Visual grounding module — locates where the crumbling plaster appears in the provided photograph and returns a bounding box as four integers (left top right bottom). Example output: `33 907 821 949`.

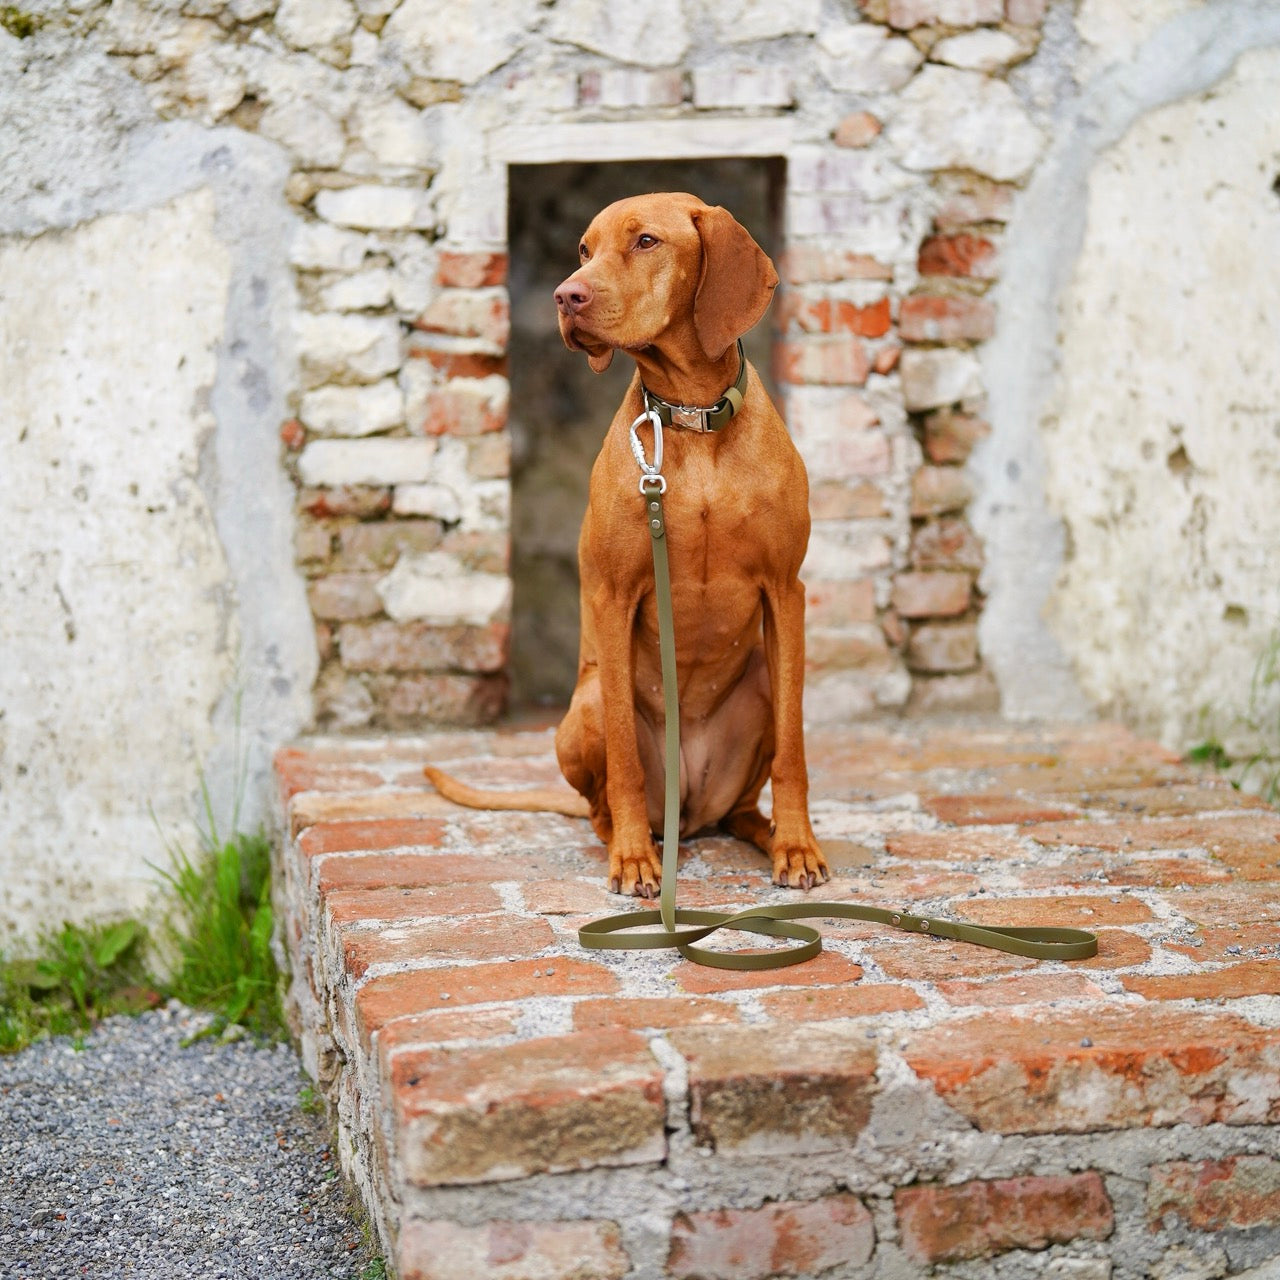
0 35 315 936
975 0 1280 746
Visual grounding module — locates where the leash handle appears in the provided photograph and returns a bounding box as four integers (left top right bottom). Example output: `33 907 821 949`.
577 418 1098 970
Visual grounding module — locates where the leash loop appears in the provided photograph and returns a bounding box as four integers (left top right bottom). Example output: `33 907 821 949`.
577 400 1098 970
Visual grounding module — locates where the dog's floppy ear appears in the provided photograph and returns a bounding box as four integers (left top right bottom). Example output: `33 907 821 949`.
691 205 779 361
587 349 614 374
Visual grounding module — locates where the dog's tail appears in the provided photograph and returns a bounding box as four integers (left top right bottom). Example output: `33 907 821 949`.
423 766 591 818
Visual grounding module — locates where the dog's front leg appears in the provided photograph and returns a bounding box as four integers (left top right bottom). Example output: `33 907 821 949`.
591 586 664 897
762 578 829 889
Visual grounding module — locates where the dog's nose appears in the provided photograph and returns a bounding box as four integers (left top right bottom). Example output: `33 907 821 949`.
554 279 593 315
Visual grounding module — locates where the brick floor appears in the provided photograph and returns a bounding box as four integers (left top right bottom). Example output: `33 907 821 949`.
275 720 1280 1279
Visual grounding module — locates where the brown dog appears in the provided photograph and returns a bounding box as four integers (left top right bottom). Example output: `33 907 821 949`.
428 192 828 897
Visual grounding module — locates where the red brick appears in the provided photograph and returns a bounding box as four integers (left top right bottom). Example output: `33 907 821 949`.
886 829 1028 861
924 410 990 463
918 232 999 279
290 788 455 835
318 850 556 892
414 289 509 347
1024 811 1280 854
805 578 877 628
779 294 891 338
873 342 901 374
435 250 508 288
922 793 1079 825
956 894 1153 928
1148 1156 1280 1232
868 937 1032 981
357 957 620 1044
833 111 882 148
1165 921 1280 961
1100 855 1231 888
907 620 978 672
902 1006 1280 1133
1164 885 1280 927
340 915 554 978
299 818 447 856
672 949 863 995
280 417 306 450
414 379 507 437
910 671 1000 717
409 348 508 379
375 672 507 726
275 748 384 803
934 179 1016 230
780 246 894 284
400 1218 628 1280
1006 0 1047 25
775 336 870 386
1074 929 1153 970
668 1195 874 1279
392 1030 664 1184
325 885 500 923
467 432 510 479
891 570 972 619
912 517 985 571
299 485 392 519
338 621 508 674
306 573 383 621
573 997 739 1031
760 982 924 1022
377 1007 518 1058
936 972 1107 1007
519 879 616 916
1122 960 1280 1002
896 1173 1113 1264
900 294 996 343
911 466 974 517
334 520 443 572
671 1024 878 1153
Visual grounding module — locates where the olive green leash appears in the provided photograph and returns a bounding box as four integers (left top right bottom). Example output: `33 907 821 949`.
577 408 1098 970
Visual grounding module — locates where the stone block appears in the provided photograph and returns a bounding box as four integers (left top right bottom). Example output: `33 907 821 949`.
930 28 1023 71
307 573 383 621
906 669 1001 714
888 66 1044 181
692 66 793 109
300 486 393 520
391 484 462 522
907 619 979 671
788 146 911 199
892 570 972 617
315 185 435 232
334 521 443 572
391 1030 666 1184
671 1023 878 1154
377 551 511 625
382 0 537 83
896 1173 1114 1264
1006 0 1047 25
712 0 821 42
817 23 923 94
295 312 403 386
349 97 436 171
274 0 355 50
317 268 394 312
298 439 437 487
258 99 345 169
300 380 404 437
399 1219 630 1280
668 1196 874 1279
376 671 508 725
901 348 983 411
290 222 373 272
547 0 690 66
901 295 996 344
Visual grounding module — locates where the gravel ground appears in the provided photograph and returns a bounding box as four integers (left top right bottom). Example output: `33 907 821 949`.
0 1004 377 1279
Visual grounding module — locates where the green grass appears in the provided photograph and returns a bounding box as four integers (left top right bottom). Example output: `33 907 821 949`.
153 827 284 1040
1189 628 1280 803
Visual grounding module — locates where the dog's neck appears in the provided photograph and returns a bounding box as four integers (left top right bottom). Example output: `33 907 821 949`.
630 334 742 410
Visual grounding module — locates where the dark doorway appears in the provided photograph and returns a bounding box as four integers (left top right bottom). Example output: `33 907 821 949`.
506 158 785 709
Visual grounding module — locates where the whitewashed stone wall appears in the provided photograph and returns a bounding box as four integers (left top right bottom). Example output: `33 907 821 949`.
3 0 1280 931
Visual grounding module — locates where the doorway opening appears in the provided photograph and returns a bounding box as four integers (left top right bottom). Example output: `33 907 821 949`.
506 157 785 709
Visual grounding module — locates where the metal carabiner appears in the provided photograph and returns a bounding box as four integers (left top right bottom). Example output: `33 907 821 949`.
628 407 664 493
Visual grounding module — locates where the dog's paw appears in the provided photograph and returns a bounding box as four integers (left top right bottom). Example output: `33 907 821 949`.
771 840 830 891
608 838 664 898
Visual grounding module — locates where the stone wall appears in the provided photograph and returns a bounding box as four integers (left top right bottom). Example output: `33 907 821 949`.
4 0 1280 931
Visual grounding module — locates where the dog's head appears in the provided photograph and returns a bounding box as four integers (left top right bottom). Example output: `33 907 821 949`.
554 192 778 374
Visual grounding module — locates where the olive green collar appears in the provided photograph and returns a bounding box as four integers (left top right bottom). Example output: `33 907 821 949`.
641 340 747 433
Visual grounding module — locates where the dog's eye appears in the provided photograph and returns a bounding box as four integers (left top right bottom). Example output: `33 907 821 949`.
579 242 589 260
636 234 659 250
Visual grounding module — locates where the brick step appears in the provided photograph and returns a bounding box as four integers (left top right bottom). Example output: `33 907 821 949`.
274 721 1280 1279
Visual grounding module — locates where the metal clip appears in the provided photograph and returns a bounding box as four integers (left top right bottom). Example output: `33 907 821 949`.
629 408 666 494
